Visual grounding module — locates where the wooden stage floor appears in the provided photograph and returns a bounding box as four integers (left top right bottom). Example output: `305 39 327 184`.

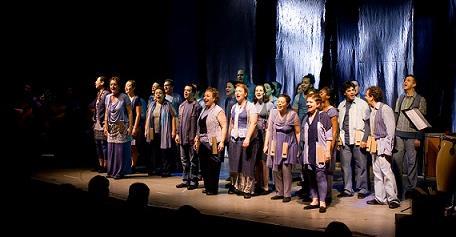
31 161 411 237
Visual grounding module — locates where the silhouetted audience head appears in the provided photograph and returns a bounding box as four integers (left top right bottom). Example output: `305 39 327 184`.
88 175 110 200
325 221 352 237
57 183 80 198
127 182 150 208
55 183 84 211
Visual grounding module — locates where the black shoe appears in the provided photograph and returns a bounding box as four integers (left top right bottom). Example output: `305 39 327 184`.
271 195 284 200
304 204 320 210
244 193 252 199
337 192 353 198
176 183 188 188
187 184 198 190
366 199 384 205
206 191 218 195
388 201 400 209
319 206 327 213
202 189 207 194
228 188 236 194
113 175 123 180
358 193 369 199
282 197 291 203
259 189 272 195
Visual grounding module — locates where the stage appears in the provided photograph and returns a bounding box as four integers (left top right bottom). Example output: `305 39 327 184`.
31 159 411 237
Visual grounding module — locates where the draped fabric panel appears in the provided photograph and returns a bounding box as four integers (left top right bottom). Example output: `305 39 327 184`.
450 0 456 132
275 0 326 97
357 0 414 105
204 0 256 104
334 0 413 105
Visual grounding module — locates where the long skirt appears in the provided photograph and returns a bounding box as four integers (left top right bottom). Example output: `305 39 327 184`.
107 142 131 178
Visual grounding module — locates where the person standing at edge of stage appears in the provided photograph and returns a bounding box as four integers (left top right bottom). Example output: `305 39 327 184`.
104 76 133 179
392 74 427 200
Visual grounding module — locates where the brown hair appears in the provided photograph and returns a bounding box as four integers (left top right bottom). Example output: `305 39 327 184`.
205 87 219 104
235 83 249 97
307 93 322 104
367 86 383 102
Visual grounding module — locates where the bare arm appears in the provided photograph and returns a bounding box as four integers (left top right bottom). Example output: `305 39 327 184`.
330 116 339 155
126 105 133 135
171 113 177 139
294 114 301 144
104 107 109 136
263 110 274 154
132 104 141 136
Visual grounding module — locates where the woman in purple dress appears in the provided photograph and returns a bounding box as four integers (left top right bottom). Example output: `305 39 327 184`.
228 83 258 199
253 84 274 195
300 93 333 213
263 94 300 203
319 87 339 204
125 80 143 172
103 76 133 179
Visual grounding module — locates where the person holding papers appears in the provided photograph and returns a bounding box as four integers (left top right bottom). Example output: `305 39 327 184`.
393 75 427 200
337 81 371 199
264 94 300 203
364 86 400 209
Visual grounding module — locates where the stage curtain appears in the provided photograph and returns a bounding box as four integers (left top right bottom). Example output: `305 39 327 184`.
204 0 256 104
275 0 326 97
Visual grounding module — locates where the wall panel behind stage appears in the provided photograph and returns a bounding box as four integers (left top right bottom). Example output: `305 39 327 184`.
275 0 326 97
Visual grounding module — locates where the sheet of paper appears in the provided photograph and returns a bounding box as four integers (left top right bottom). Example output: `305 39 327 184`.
404 108 431 130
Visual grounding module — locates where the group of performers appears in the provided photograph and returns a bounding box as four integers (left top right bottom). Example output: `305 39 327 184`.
93 72 427 213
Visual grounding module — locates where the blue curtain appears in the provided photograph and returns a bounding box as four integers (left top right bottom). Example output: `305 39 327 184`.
204 0 256 104
331 0 413 105
275 0 326 96
357 0 414 105
450 0 456 132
